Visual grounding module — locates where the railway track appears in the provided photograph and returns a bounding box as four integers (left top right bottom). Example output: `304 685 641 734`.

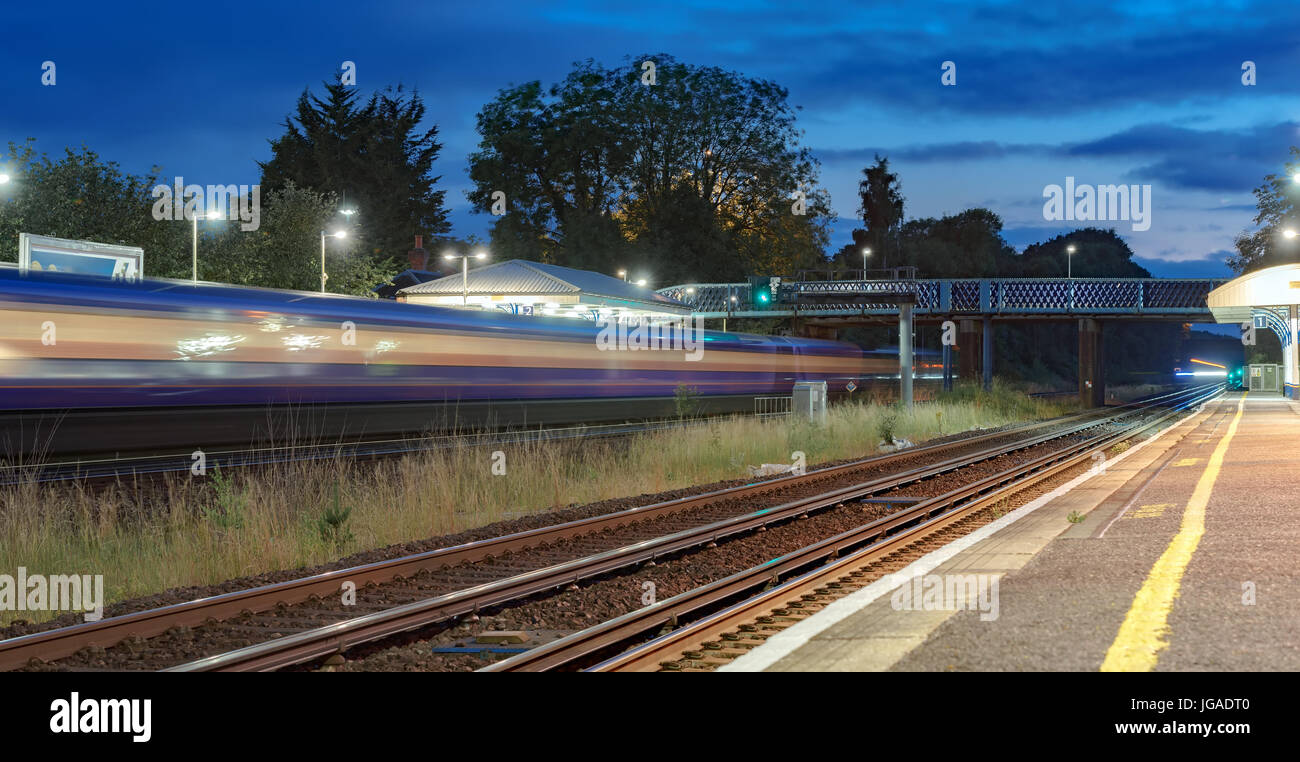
0 386 1212 672
482 383 1223 672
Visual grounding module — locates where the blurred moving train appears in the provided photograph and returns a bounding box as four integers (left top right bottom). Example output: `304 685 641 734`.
0 268 912 456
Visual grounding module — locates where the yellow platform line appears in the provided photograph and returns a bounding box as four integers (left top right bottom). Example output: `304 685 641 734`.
1100 393 1246 672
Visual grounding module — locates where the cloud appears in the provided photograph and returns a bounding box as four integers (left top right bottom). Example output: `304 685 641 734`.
816 121 1299 193
818 141 1053 164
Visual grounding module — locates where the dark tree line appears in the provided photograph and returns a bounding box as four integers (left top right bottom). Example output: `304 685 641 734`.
467 54 833 284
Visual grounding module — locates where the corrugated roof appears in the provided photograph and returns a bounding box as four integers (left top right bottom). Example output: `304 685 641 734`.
398 259 690 311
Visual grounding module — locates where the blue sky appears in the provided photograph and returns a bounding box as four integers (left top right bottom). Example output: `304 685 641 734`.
2 0 1297 280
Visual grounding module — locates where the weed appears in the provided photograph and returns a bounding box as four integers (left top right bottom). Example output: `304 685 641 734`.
316 483 354 549
673 384 701 419
876 410 899 445
201 467 245 531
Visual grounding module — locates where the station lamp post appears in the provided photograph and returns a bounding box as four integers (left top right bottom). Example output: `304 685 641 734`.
861 247 871 278
444 250 488 306
192 209 221 283
1066 244 1077 279
320 230 347 293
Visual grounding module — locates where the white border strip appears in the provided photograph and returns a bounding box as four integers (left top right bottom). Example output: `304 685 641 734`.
720 404 1209 672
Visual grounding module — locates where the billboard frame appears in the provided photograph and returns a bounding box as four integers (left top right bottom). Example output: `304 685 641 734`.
18 233 144 282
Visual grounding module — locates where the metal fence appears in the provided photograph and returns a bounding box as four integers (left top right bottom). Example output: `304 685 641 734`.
754 395 792 418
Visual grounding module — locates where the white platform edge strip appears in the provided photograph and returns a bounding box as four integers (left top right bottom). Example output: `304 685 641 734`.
719 403 1210 673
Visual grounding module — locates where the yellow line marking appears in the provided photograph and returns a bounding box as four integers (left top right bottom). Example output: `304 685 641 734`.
1100 394 1246 672
1172 458 1201 467
1126 503 1173 519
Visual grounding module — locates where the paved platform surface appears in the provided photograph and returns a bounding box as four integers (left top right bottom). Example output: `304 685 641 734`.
733 392 1300 672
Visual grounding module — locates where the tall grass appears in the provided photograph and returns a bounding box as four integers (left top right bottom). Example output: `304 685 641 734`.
0 381 1072 624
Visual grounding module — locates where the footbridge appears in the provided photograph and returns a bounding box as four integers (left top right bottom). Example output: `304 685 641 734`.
658 273 1228 407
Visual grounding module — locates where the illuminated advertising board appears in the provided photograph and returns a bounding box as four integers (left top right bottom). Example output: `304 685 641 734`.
18 233 143 281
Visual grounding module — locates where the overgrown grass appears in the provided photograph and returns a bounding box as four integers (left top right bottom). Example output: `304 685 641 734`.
0 381 1073 624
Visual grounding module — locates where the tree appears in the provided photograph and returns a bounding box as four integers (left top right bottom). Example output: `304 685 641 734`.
0 140 189 276
1228 146 1300 274
857 155 905 268
1017 228 1150 278
201 182 389 296
259 80 451 270
467 54 831 284
898 208 1016 277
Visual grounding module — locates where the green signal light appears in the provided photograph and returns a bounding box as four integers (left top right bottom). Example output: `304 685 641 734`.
758 292 770 302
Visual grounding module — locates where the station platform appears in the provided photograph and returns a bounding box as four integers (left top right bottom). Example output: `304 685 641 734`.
724 392 1300 672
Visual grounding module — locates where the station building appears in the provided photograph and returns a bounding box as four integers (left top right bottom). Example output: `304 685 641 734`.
396 259 692 322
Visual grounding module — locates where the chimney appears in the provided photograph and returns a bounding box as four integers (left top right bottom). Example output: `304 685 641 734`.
407 235 428 271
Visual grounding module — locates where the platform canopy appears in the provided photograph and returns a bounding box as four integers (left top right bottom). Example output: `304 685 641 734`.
398 259 691 319
1206 263 1300 397
1206 262 1300 323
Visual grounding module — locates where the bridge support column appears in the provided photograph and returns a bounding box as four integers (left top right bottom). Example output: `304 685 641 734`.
982 318 993 392
899 303 913 409
959 319 981 381
1078 318 1105 408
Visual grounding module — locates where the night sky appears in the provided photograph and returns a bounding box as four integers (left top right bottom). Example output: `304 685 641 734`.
3 0 1297 280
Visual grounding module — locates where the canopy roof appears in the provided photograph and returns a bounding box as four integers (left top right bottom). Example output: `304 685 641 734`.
398 259 690 314
1206 263 1300 323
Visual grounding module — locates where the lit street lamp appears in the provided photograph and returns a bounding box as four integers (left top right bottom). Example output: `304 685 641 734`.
192 208 221 282
635 278 647 287
444 250 488 306
617 269 627 281
861 247 872 278
320 230 346 292
1066 244 1077 279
